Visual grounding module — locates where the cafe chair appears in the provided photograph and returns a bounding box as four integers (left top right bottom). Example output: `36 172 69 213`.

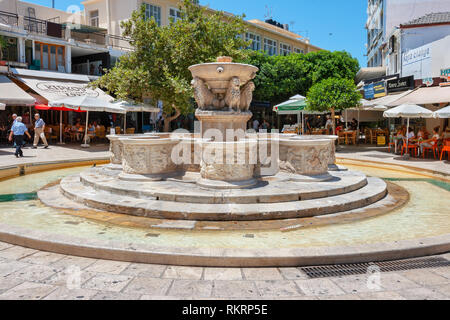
440 139 450 161
422 140 439 159
401 139 418 157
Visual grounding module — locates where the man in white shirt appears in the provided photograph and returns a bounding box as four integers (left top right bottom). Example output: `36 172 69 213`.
407 129 415 140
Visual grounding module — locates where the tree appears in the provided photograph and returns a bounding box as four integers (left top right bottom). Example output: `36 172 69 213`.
306 77 362 134
93 0 249 132
0 35 8 61
241 50 360 106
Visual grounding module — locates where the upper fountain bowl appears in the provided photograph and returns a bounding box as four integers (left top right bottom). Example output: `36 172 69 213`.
188 57 259 95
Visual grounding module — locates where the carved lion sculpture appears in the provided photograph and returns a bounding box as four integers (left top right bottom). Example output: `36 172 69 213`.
224 77 241 112
192 77 215 109
239 81 255 112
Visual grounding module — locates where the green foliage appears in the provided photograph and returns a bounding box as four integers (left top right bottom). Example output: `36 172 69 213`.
306 77 362 112
93 0 249 127
0 35 8 60
240 50 360 105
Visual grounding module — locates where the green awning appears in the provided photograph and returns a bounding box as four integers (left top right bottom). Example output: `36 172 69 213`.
274 100 307 112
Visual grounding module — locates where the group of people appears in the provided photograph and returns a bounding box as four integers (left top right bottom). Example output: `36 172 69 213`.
9 113 49 158
393 125 446 156
252 119 271 132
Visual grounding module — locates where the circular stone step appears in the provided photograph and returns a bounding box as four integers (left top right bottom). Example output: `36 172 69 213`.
58 174 387 221
78 167 369 204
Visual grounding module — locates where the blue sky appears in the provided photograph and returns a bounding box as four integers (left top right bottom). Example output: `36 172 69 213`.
27 0 368 66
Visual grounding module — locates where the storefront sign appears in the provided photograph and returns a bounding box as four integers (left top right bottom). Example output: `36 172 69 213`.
16 77 113 103
387 76 414 93
364 81 386 99
441 68 450 78
402 44 432 80
422 78 434 87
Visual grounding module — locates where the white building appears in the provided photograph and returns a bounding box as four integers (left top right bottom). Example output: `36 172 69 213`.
366 0 450 68
386 12 450 81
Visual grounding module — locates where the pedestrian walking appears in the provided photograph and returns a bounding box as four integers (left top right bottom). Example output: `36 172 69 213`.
9 117 31 158
32 113 49 149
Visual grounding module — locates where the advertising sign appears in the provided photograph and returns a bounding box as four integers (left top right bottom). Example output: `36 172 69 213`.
373 81 387 98
364 81 386 99
402 44 432 80
387 76 414 93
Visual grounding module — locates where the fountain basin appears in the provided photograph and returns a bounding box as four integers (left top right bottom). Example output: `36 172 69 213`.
279 138 332 177
188 62 258 95
119 137 181 180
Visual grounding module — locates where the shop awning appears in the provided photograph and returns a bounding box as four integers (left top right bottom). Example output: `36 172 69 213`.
14 77 114 105
364 90 413 107
386 86 450 106
0 75 36 106
274 99 307 114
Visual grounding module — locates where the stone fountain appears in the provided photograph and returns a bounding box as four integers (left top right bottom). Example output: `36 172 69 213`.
38 57 393 266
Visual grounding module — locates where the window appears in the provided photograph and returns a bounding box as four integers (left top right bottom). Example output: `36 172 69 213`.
34 42 65 71
245 32 261 51
90 10 99 27
280 43 292 56
294 47 304 54
169 8 181 22
145 3 162 26
264 38 277 56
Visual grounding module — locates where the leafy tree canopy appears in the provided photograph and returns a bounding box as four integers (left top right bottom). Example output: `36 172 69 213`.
93 0 249 131
240 50 360 105
306 77 362 113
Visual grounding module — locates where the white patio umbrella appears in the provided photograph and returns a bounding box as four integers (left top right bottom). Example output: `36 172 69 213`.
50 96 126 148
383 104 433 158
111 100 160 131
0 103 5 111
433 105 450 118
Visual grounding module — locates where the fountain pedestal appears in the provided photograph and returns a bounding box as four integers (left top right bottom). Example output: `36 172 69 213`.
195 110 252 139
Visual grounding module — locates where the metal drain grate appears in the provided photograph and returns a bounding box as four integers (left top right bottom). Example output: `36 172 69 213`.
300 257 450 278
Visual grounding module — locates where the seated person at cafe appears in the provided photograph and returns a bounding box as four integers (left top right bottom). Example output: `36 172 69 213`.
443 126 450 139
419 127 440 155
407 128 415 141
394 127 406 152
417 127 428 142
350 118 358 131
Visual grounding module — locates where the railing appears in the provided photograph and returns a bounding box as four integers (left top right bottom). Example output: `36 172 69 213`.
0 11 18 26
108 34 132 51
70 29 107 46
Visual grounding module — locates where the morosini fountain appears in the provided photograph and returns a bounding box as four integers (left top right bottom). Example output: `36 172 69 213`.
31 57 447 267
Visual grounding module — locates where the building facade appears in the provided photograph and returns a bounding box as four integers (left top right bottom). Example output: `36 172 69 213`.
81 0 321 57
366 0 450 68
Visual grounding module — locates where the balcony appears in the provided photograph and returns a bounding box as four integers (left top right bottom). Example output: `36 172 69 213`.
0 11 18 26
0 10 131 51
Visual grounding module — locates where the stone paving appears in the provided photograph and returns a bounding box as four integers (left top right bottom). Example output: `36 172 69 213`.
0 144 109 168
0 241 449 300
336 145 450 176
0 144 449 300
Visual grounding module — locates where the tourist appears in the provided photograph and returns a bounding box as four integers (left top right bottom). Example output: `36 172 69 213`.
394 126 406 153
351 118 358 131
419 127 440 155
325 115 333 135
252 118 260 132
32 113 49 149
406 127 415 141
443 126 450 139
9 117 31 158
11 113 17 126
